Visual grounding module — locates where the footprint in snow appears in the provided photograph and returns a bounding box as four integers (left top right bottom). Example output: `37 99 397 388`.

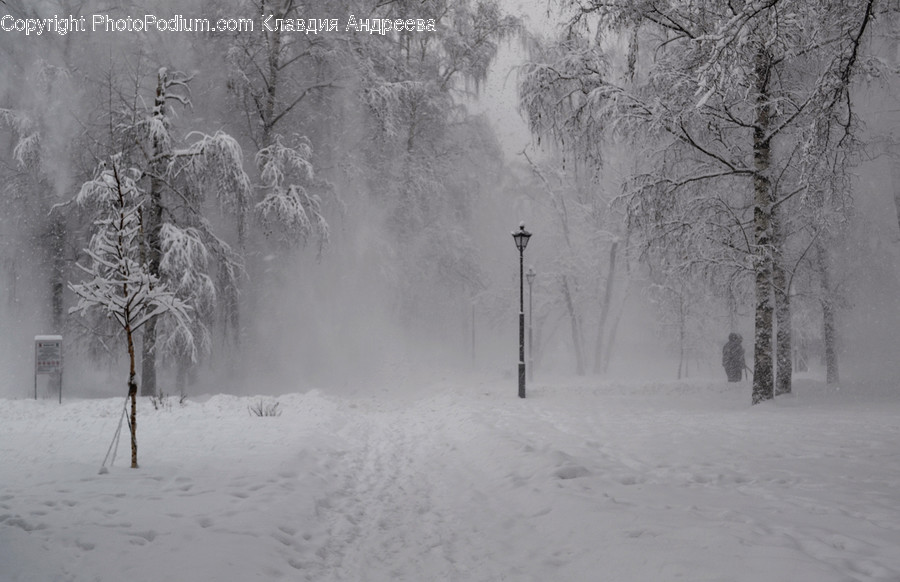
554 465 591 480
127 530 157 544
196 516 214 528
617 474 643 486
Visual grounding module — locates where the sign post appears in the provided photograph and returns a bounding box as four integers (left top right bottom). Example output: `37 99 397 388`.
34 335 63 403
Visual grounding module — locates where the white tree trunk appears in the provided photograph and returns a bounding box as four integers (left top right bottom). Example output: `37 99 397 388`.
592 240 618 374
752 48 775 405
817 243 840 384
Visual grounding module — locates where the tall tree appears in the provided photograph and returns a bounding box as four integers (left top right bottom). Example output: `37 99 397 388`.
224 0 341 234
520 0 877 403
0 60 80 334
357 0 519 331
96 65 252 396
218 0 340 359
521 150 626 376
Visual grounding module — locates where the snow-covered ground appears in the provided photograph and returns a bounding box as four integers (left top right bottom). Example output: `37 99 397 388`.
2 375 900 581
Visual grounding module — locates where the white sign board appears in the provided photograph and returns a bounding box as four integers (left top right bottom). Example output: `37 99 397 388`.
35 335 63 374
34 335 63 402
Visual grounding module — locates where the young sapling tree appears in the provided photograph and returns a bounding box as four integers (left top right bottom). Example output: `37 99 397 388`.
69 157 193 469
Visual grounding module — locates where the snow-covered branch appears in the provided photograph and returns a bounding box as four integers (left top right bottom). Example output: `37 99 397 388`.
254 134 329 249
69 157 195 354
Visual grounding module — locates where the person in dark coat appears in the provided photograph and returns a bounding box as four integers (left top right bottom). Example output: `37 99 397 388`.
722 333 745 382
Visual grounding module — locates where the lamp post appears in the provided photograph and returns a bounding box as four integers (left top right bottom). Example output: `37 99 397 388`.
512 224 532 398
526 266 535 382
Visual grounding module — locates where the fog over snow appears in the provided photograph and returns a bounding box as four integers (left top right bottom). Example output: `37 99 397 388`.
3 0 900 581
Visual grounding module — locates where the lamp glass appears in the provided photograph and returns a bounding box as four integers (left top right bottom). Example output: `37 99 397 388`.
512 226 532 251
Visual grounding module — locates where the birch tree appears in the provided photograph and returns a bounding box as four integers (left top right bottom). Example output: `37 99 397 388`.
69 158 192 469
223 0 338 249
520 0 877 403
211 0 342 364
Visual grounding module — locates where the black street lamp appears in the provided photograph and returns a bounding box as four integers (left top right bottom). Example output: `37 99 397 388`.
526 266 535 382
512 223 532 398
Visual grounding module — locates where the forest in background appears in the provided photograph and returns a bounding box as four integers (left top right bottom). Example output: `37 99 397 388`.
1 0 900 403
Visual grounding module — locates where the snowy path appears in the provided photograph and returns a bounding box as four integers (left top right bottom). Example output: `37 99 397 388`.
308 399 457 580
2 378 900 581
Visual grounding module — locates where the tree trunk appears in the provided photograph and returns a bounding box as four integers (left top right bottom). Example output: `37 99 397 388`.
141 69 168 397
772 209 792 396
561 275 585 375
127 325 139 469
817 243 839 384
48 213 66 332
141 319 158 397
261 0 282 150
752 242 774 404
893 160 900 237
601 293 626 373
677 296 686 380
752 48 775 405
141 181 162 397
592 240 618 374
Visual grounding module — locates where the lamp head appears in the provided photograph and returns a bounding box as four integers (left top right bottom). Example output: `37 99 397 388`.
512 224 532 252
